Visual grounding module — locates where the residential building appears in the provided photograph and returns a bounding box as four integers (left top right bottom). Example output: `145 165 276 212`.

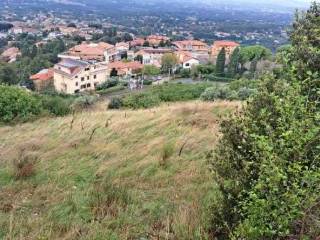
146 35 170 46
211 40 240 63
116 42 130 53
108 61 143 78
129 38 145 48
63 42 119 63
30 68 54 92
175 51 200 69
53 58 108 94
173 40 209 53
135 48 173 67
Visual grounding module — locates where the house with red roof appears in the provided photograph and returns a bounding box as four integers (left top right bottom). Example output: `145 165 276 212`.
30 68 54 92
175 51 200 69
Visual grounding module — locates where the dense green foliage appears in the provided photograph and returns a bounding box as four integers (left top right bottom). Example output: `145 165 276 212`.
0 85 42 122
142 65 160 78
209 3 320 239
0 85 98 123
109 83 211 109
200 83 256 102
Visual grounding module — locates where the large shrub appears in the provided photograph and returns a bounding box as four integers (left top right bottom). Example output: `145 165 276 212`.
71 95 98 110
108 97 123 109
0 85 43 123
200 85 236 101
210 76 320 239
209 4 320 238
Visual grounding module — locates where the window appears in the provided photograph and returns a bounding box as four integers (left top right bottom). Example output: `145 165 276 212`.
74 89 80 93
81 77 84 81
87 76 90 80
94 82 98 87
87 83 91 88
75 82 78 86
75 75 78 78
94 75 97 79
85 67 90 71
81 84 86 89
185 63 190 67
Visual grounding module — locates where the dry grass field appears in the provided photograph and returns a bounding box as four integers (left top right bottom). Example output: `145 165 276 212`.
0 101 240 240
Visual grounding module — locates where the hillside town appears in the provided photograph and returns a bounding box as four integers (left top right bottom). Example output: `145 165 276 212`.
1 17 240 94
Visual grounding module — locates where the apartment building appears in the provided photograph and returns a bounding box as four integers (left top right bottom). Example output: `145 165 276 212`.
60 42 120 63
53 58 108 94
135 48 173 67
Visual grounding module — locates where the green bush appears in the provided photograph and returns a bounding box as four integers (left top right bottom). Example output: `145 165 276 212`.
237 87 257 100
210 76 320 239
122 92 161 109
96 78 119 90
143 79 153 85
71 95 98 110
179 68 191 78
108 97 123 109
41 95 72 116
200 85 236 101
0 85 43 123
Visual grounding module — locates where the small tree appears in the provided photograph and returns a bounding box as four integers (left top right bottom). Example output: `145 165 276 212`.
143 41 150 47
134 55 143 64
110 68 118 77
161 53 178 76
215 48 226 77
142 65 160 79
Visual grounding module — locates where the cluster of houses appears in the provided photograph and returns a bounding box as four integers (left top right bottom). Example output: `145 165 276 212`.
26 36 239 94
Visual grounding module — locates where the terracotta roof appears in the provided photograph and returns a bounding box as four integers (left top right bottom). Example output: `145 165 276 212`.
175 51 198 63
30 68 54 81
173 40 208 48
68 42 114 56
129 38 145 47
108 61 143 71
213 40 240 47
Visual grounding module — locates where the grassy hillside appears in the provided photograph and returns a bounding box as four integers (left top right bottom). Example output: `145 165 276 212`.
0 101 239 240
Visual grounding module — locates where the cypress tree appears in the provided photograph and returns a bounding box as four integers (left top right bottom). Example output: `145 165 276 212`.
215 47 226 77
227 47 240 78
